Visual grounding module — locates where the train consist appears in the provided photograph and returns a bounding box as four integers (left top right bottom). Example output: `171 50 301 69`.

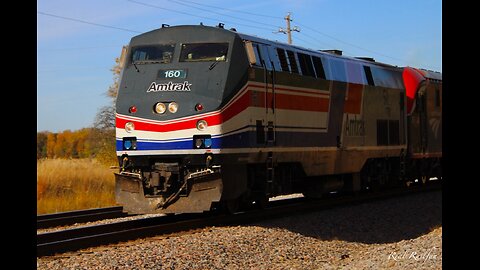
114 24 442 214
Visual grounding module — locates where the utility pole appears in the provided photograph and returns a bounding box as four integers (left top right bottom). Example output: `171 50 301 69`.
277 12 300 44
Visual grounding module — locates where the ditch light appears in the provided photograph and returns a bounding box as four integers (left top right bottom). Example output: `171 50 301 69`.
193 135 212 149
123 137 137 150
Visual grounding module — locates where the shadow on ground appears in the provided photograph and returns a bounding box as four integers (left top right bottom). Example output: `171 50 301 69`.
255 190 442 244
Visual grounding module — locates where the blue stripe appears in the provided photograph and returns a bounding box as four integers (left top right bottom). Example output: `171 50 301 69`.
116 129 336 151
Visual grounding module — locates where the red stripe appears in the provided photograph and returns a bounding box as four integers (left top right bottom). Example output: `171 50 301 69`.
274 92 329 112
220 89 251 122
344 84 363 114
116 84 330 132
116 114 222 133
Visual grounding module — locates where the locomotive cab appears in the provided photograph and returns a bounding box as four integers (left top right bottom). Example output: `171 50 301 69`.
114 25 249 214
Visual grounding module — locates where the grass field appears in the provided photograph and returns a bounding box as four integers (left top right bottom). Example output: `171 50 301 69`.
37 158 118 215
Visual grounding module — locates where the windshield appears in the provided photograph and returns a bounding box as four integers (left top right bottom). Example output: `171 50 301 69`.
131 44 175 64
180 43 228 62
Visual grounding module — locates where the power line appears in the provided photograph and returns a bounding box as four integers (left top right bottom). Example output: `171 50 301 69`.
296 31 360 58
175 0 283 20
129 0 387 62
295 35 357 60
153 1 437 69
295 22 440 70
295 22 408 64
291 35 318 49
37 45 123 52
37 11 142 33
167 0 279 28
38 5 438 70
157 0 407 64
126 0 274 32
296 32 352 56
297 31 338 50
37 66 112 73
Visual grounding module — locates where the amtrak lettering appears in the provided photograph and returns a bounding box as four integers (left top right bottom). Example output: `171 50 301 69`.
147 81 192 92
344 114 365 137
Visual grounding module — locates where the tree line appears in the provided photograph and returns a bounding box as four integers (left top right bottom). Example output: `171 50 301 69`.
36 127 116 165
37 46 126 165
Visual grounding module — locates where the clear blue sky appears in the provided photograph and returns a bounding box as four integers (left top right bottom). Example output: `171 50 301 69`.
37 0 442 133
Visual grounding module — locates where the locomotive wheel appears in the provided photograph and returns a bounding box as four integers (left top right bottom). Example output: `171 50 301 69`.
224 199 240 214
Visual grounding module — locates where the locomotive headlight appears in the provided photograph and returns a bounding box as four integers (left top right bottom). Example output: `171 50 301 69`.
196 120 208 131
125 122 135 133
122 137 137 150
154 102 166 114
168 102 178 113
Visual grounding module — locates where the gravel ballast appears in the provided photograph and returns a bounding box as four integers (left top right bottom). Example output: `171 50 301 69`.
37 190 442 269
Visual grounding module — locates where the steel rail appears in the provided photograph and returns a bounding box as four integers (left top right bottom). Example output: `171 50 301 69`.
37 182 441 257
37 206 130 229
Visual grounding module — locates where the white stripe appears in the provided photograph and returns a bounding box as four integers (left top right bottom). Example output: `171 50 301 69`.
275 127 326 133
116 124 223 141
248 81 330 95
249 86 330 98
117 149 215 156
274 109 328 130
117 106 330 141
275 89 329 98
117 145 406 156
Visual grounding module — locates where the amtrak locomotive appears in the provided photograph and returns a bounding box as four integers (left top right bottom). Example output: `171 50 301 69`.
114 24 442 214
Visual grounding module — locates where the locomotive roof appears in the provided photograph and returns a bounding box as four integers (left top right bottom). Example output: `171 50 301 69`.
235 30 402 71
132 25 397 70
236 30 442 79
132 25 441 77
129 25 440 87
416 69 442 81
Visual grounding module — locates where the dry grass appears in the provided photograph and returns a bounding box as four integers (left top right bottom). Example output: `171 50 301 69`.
37 158 118 215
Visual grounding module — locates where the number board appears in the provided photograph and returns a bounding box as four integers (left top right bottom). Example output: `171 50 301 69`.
157 69 187 79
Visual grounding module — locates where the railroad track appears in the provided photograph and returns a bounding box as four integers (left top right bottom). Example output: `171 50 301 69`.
37 182 441 257
37 206 130 229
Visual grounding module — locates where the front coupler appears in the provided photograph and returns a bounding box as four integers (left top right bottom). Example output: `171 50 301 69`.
115 166 222 214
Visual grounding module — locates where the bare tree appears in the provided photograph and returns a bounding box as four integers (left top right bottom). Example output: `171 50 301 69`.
106 46 127 100
91 45 127 165
94 105 116 130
